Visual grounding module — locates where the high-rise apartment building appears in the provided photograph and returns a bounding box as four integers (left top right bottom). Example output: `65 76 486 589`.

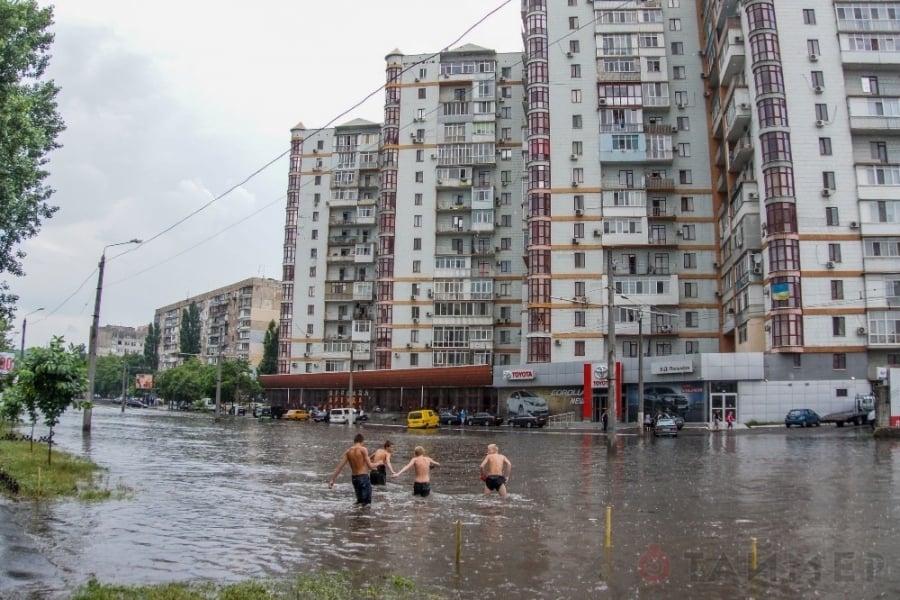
275 1 899 390
97 324 148 357
282 45 526 375
704 0 900 373
155 277 281 370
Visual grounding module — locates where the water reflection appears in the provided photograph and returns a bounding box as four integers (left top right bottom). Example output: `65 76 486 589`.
0 406 898 598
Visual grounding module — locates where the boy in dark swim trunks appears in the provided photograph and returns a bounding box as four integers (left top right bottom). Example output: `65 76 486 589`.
327 433 383 505
369 440 395 485
393 445 440 497
480 443 512 498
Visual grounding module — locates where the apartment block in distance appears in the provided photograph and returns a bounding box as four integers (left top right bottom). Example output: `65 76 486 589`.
280 45 526 375
154 277 281 371
703 0 900 374
97 324 148 357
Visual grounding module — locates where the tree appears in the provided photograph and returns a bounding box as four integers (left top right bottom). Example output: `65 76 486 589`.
178 302 201 356
7 336 86 464
0 1 66 320
143 321 160 371
155 358 210 406
258 319 278 375
209 359 261 405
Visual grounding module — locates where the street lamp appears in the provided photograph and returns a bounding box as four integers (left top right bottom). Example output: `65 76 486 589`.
20 307 45 361
84 238 142 432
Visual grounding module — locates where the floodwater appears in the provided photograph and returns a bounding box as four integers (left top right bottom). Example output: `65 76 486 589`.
1 406 898 599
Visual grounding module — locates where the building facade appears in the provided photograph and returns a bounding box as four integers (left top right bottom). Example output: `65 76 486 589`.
155 277 280 370
96 324 148 358
266 1 899 423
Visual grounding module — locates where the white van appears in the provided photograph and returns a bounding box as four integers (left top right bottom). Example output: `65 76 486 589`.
329 407 355 424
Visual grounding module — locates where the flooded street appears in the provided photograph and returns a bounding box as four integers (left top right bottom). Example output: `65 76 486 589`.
2 405 898 598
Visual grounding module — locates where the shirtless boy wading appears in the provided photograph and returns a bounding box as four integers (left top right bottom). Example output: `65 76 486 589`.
480 443 512 498
393 446 440 497
328 433 383 505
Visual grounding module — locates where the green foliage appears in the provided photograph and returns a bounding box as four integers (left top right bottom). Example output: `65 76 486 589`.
214 359 261 404
94 353 148 399
258 319 278 375
178 302 201 356
155 358 210 405
0 0 66 319
0 318 15 352
143 321 160 371
8 336 86 463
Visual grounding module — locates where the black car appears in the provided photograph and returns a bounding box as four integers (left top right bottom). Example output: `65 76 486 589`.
507 412 547 428
439 409 462 425
467 412 504 426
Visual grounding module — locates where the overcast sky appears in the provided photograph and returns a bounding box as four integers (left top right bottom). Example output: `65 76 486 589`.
14 0 522 350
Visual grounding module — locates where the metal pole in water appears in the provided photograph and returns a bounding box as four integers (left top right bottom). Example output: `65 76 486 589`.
750 537 758 573
605 505 612 549
455 519 462 566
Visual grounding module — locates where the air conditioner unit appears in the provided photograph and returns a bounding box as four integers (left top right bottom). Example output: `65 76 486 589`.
427 289 433 298
593 229 602 237
426 312 432 317
734 36 744 43
703 91 711 98
826 261 835 269
815 119 826 128
425 343 431 348
504 318 510 324
599 98 608 105
748 192 758 199
739 102 750 110
849 221 859 229
677 102 687 109
671 125 679 133
554 339 562 346
413 318 419 324
572 237 579 245
410 294 416 300
857 327 867 335
572 181 579 187
499 97 506 103
701 72 709 79
752 265 763 274
437 179 443 184
566 51 574 58
809 53 819 62
714 291 722 298
430 154 437 160
735 238 743 247
303 352 310 358
659 325 673 333
570 153 579 160
814 85 824 94
312 148 318 154
406 343 412 348
822 188 833 197
713 261 720 268
575 208 583 216
676 229 683 236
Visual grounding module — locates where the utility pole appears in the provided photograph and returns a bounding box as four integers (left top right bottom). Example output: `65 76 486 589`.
120 354 128 413
638 310 644 427
215 345 224 418
347 342 354 423
606 251 617 431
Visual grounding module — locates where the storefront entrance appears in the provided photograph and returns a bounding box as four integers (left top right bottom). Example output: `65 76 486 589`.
710 392 737 423
592 390 607 423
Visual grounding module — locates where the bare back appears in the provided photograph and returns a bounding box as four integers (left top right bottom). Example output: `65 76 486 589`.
481 452 509 476
346 446 371 475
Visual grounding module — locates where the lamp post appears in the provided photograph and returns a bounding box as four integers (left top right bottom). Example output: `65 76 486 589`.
20 307 45 361
606 251 617 432
84 238 142 432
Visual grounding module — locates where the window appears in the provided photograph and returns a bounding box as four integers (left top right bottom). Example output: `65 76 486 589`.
811 71 824 88
828 243 842 263
623 341 638 358
815 103 829 121
569 16 579 29
572 115 583 128
861 76 879 95
573 194 584 211
684 281 697 297
685 311 698 327
414 215 422 227
679 170 692 184
571 64 581 78
826 206 839 226
572 141 583 156
571 89 582 103
574 252 586 268
807 39 820 55
415 193 423 205
307 304 314 316
681 224 696 240
669 18 681 31
668 0 680 6
833 353 846 370
673 66 686 80
686 340 699 354
871 141 888 163
674 90 688 105
412 260 421 273
415 171 424 183
823 171 836 189
833 316 846 336
572 168 584 183
803 9 816 25
677 116 689 131
569 40 580 53
574 341 585 357
671 41 684 55
684 252 697 269
413 238 422 250
831 279 844 300
677 143 691 157
418 88 426 99
819 137 832 155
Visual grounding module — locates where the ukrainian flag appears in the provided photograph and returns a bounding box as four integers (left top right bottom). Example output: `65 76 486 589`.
771 282 790 300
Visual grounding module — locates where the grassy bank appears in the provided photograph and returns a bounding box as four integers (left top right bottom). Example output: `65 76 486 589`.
0 423 123 501
71 573 445 599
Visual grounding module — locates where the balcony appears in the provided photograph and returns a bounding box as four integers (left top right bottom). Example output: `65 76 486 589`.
848 96 900 132
725 93 752 142
856 164 900 200
728 137 754 173
718 22 745 82
839 40 900 67
645 177 675 191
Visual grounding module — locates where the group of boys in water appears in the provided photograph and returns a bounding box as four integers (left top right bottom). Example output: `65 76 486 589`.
327 433 512 505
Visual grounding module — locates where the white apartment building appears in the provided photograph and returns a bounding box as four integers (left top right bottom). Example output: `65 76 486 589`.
97 324 148 357
155 277 281 371
272 1 896 422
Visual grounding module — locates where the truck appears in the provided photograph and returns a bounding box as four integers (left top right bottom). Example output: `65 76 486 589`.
820 394 876 427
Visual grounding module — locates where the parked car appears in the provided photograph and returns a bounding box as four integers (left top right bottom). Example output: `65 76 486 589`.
506 390 549 416
310 408 329 422
283 409 310 421
467 412 504 426
654 416 679 437
507 412 547 428
406 409 440 429
657 412 684 430
254 406 273 419
439 409 462 425
329 407 355 424
784 408 821 428
355 409 369 422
